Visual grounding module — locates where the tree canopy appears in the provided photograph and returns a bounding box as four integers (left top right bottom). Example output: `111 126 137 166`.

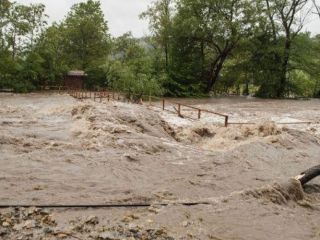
0 0 319 98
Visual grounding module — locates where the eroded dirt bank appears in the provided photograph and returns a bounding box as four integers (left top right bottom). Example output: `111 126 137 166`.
0 93 319 239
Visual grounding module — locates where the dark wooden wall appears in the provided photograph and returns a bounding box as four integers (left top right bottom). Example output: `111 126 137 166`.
64 76 84 89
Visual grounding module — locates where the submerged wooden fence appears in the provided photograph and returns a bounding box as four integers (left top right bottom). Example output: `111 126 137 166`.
159 98 229 127
68 88 317 128
68 88 230 127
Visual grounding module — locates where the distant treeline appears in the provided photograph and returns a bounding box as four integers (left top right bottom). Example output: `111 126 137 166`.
0 0 320 98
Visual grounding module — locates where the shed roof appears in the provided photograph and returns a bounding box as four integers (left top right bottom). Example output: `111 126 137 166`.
67 70 87 76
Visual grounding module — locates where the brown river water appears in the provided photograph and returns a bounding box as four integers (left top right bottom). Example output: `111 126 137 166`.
0 93 320 239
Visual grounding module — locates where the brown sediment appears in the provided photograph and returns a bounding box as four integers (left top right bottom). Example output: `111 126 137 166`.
0 93 320 240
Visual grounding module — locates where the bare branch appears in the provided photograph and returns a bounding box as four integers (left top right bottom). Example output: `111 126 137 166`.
312 0 320 17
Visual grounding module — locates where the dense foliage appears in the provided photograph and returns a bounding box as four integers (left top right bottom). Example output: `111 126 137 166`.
0 0 319 97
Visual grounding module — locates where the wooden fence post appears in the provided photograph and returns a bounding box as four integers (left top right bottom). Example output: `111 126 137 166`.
198 109 201 119
162 99 165 110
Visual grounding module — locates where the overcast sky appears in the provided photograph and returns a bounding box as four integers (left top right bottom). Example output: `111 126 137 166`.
16 0 320 37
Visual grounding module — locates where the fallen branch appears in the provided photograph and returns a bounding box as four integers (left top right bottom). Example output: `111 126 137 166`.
295 165 320 185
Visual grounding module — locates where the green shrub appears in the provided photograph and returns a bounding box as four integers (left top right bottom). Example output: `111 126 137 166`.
12 81 36 93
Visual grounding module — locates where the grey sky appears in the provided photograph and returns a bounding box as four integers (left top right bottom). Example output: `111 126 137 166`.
15 0 151 37
16 0 320 37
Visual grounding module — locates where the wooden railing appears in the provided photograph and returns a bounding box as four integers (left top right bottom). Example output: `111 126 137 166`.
68 89 229 127
160 98 229 127
67 88 319 128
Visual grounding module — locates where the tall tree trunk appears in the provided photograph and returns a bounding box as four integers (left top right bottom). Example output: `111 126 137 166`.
207 55 227 92
12 33 16 60
165 43 168 72
163 0 171 73
243 71 249 96
278 39 291 97
313 78 320 97
200 41 205 86
265 0 277 42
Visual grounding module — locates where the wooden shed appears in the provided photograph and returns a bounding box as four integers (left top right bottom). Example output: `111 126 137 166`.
64 70 86 89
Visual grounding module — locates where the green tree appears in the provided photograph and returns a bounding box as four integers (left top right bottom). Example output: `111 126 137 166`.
264 0 310 97
290 33 320 97
5 3 31 59
31 0 112 89
33 24 68 87
25 3 47 48
141 0 173 72
0 0 11 49
107 33 163 96
62 0 110 69
0 1 47 91
169 0 260 94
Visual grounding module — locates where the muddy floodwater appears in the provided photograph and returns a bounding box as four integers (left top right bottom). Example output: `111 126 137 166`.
0 93 320 239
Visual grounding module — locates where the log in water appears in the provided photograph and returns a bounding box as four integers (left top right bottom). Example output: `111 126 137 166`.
296 165 320 185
